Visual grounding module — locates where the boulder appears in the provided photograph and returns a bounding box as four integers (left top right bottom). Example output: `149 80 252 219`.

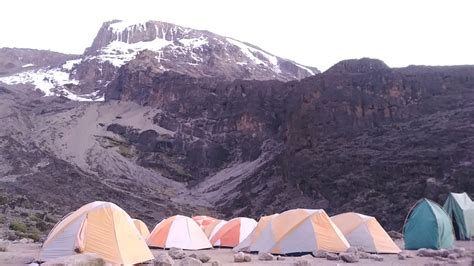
153 253 174 266
258 252 274 261
359 252 370 259
369 254 384 261
326 252 339 261
178 257 202 266
233 252 245 263
197 254 211 263
188 254 197 259
312 250 326 258
169 247 186 260
243 254 252 262
43 253 105 266
340 252 359 263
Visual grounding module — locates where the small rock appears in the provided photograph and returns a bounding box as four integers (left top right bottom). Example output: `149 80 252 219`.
258 252 274 261
341 252 359 263
434 256 448 261
447 253 458 260
439 249 450 257
326 252 339 261
169 247 186 260
276 256 285 261
369 254 383 261
43 253 105 266
19 238 32 244
197 254 211 263
346 247 359 254
210 261 221 266
234 252 245 263
417 248 438 257
188 254 198 259
387 231 403 239
453 247 466 257
359 252 370 259
243 254 252 262
312 250 327 258
398 251 414 260
154 253 174 266
179 257 202 266
292 260 310 266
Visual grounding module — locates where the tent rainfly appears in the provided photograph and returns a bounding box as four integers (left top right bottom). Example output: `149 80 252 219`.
147 215 212 250
443 192 474 240
403 198 455 250
209 217 257 247
39 201 154 265
234 209 349 254
331 212 401 253
192 215 218 230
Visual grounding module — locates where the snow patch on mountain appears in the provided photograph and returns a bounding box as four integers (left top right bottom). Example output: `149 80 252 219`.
226 38 281 74
97 38 172 67
0 69 102 101
62 59 83 71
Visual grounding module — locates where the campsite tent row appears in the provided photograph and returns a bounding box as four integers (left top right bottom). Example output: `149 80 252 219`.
403 192 474 250
38 193 472 264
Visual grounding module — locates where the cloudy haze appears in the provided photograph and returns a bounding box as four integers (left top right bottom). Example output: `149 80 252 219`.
1 0 473 70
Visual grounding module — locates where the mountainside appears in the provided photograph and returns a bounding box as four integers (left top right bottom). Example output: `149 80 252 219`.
0 20 318 102
0 20 473 239
0 48 77 77
102 58 474 229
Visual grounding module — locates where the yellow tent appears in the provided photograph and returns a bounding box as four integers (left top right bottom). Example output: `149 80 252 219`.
133 219 151 239
331 212 401 253
39 201 154 264
234 209 349 254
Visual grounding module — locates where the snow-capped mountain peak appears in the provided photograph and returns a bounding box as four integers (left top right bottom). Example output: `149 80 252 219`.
0 19 319 101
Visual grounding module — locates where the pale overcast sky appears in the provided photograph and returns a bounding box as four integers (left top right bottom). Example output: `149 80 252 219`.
1 0 473 71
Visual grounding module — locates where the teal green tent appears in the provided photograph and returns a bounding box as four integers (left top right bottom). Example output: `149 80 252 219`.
403 198 455 250
443 192 474 240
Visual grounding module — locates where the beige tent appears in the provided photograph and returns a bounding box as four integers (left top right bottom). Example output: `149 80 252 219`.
234 209 349 254
147 215 212 250
331 212 401 253
133 219 151 239
39 201 154 264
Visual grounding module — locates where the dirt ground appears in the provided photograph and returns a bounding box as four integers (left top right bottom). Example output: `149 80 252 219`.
0 240 472 265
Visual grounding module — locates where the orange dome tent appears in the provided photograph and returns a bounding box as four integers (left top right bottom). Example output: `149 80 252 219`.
209 217 257 247
147 215 212 250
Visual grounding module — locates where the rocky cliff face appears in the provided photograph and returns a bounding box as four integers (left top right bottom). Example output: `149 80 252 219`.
103 58 474 229
0 48 77 76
